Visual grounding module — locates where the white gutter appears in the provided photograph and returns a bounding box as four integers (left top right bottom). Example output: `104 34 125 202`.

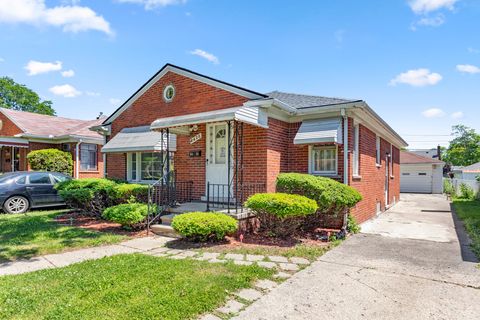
75 140 82 178
341 109 349 185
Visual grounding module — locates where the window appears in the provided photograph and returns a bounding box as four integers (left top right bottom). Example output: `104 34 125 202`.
376 136 381 165
163 84 175 102
127 152 170 182
215 126 226 164
353 124 360 176
51 173 71 183
16 176 26 184
80 144 97 171
310 146 337 175
28 173 51 184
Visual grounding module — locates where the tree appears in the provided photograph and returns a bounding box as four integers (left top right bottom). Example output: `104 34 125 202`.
444 125 480 166
0 77 56 115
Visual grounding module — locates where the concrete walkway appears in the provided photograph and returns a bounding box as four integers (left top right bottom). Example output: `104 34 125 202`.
234 194 480 320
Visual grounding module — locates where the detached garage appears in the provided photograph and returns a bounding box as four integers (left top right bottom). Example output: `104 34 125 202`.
400 151 444 194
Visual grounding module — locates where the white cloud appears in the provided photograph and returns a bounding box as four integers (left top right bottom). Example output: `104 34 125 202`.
417 14 445 26
451 111 464 119
86 91 100 96
109 98 121 105
189 49 219 64
61 69 75 77
456 64 480 74
0 0 113 35
389 68 442 87
25 60 62 76
468 47 480 54
49 84 81 97
408 0 458 14
115 0 186 10
422 108 446 118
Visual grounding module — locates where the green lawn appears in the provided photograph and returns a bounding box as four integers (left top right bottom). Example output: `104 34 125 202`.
0 210 125 262
452 199 480 257
0 254 274 320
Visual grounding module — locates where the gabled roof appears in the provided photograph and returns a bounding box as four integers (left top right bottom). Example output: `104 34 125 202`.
400 151 444 164
102 63 268 124
461 162 480 173
266 91 361 109
0 108 103 140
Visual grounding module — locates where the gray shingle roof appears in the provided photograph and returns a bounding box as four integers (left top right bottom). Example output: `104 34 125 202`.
266 91 360 110
462 162 480 173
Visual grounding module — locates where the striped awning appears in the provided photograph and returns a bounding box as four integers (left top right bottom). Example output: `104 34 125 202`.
0 137 29 148
293 118 343 145
102 126 177 153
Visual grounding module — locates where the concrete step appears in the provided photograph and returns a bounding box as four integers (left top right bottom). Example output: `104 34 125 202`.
150 224 181 238
160 213 177 225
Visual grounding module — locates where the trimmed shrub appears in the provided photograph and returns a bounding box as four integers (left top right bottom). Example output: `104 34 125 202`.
55 178 148 216
245 193 318 237
276 173 362 230
347 214 361 234
171 212 238 242
102 203 150 228
27 148 73 176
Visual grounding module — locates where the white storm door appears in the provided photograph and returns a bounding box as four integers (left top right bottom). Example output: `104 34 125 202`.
206 123 230 196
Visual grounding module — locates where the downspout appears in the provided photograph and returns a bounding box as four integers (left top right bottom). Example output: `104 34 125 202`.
103 135 107 177
342 109 348 185
75 140 82 178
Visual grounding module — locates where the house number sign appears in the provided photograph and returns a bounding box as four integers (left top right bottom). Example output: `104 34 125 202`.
190 133 202 144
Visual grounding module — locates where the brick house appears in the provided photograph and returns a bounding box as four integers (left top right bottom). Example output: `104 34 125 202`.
94 64 407 224
0 108 104 178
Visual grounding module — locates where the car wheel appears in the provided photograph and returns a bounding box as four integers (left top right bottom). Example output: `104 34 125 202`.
3 196 30 214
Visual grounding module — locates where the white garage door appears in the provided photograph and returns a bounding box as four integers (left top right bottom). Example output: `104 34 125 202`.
401 165 433 193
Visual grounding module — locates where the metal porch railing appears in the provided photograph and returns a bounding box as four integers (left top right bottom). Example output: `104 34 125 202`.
206 182 266 213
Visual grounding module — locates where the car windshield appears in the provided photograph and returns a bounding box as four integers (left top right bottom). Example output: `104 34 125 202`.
0 173 20 184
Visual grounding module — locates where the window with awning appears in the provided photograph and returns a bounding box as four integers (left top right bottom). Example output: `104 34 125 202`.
293 118 343 145
101 126 177 153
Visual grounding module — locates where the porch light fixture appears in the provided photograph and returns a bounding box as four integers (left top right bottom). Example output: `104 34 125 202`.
163 84 175 102
189 124 198 132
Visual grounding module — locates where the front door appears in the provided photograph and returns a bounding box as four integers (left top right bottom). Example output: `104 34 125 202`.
206 123 230 199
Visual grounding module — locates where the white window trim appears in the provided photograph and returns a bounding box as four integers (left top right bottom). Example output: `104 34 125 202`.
376 135 381 166
353 124 360 176
127 152 165 184
308 145 338 176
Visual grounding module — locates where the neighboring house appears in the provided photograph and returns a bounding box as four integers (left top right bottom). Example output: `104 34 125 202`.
93 64 407 224
452 162 480 180
0 108 104 178
400 151 444 194
409 147 441 160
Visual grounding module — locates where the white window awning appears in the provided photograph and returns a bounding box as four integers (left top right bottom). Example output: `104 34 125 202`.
150 106 268 133
102 126 177 153
0 137 29 148
294 118 343 145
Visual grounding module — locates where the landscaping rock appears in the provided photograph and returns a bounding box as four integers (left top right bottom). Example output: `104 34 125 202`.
257 261 277 269
177 250 197 257
233 260 253 266
224 253 245 261
274 271 292 279
245 254 265 262
278 263 299 271
267 255 289 263
200 252 220 259
209 258 227 264
290 257 310 265
234 288 263 301
216 299 245 314
255 279 278 291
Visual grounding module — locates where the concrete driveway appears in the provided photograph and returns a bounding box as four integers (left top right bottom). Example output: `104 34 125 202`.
234 194 480 320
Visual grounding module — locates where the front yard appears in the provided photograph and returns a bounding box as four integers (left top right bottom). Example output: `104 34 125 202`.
0 210 126 262
452 199 480 257
0 253 274 320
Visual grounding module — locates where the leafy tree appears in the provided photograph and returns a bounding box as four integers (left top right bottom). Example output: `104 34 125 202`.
444 125 480 166
0 77 55 115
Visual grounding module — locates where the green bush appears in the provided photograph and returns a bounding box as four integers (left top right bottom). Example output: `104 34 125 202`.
102 203 150 228
27 149 73 176
347 214 361 234
276 173 362 212
443 179 455 195
55 178 148 216
245 193 318 237
458 183 475 200
171 212 238 242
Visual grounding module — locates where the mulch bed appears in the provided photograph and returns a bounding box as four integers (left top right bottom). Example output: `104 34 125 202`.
55 211 147 237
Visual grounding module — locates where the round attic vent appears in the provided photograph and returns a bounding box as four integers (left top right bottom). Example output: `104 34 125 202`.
163 84 175 102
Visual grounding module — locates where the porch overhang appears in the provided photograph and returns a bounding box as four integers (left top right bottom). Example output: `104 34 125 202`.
101 126 177 153
150 106 268 134
293 118 343 145
0 137 29 148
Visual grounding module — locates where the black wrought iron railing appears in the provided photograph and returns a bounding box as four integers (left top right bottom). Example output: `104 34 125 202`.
206 182 266 213
147 171 193 230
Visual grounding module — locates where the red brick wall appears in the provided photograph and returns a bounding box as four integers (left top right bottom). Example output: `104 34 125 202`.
348 119 401 223
0 112 23 136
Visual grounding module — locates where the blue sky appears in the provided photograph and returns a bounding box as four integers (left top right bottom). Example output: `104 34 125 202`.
0 0 479 149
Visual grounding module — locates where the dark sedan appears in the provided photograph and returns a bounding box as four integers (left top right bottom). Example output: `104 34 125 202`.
0 171 71 214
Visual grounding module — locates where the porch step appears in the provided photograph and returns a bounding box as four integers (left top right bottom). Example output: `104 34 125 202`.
160 213 177 225
150 224 181 238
